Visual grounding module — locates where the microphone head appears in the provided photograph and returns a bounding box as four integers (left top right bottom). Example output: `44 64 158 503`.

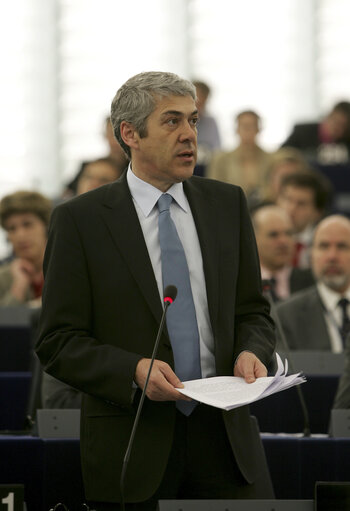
163 285 177 305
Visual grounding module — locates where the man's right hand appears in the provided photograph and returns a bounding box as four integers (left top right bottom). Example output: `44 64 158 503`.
134 358 192 402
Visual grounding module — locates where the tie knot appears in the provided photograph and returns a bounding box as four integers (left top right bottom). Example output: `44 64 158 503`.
157 193 172 213
339 298 350 311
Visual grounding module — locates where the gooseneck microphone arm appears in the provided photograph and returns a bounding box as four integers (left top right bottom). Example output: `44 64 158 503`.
262 280 311 437
119 285 178 511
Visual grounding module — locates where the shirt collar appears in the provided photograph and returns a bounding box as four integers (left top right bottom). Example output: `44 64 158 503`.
317 281 350 311
260 265 292 281
127 165 188 217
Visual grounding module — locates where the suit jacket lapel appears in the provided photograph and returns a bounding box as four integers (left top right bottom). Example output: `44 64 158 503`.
100 175 163 325
184 179 219 333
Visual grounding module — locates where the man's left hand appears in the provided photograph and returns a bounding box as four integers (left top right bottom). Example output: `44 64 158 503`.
233 351 267 383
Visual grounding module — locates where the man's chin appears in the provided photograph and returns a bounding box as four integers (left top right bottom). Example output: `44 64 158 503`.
321 274 349 292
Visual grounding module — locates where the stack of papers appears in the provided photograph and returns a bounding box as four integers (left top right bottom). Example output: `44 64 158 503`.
177 353 306 411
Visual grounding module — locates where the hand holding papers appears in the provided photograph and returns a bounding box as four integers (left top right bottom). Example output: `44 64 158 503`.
176 353 306 411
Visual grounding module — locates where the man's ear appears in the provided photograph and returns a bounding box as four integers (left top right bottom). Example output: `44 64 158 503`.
120 121 140 152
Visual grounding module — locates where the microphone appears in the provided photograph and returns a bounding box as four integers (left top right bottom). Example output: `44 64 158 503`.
119 285 177 511
262 279 311 437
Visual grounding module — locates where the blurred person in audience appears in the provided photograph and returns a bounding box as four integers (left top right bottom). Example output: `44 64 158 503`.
276 170 332 269
207 110 271 203
63 117 129 198
252 205 314 302
192 80 221 176
275 215 350 351
258 147 311 206
281 101 350 164
75 157 123 196
0 191 51 307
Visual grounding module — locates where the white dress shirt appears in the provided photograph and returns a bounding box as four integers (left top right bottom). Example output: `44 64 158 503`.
127 167 216 378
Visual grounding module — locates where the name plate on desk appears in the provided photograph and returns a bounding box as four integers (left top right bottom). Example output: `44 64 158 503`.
157 500 314 510
37 409 80 439
330 409 350 437
0 485 24 511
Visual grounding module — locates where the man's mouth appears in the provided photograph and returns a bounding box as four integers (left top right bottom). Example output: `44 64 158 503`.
177 150 194 160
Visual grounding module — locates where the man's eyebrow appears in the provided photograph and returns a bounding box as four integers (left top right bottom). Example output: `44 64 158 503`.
161 109 198 118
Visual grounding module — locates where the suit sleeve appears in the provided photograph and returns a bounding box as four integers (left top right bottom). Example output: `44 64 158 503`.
232 188 276 367
35 204 143 407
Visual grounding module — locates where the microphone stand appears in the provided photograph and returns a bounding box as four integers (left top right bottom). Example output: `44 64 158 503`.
263 281 311 437
119 288 176 511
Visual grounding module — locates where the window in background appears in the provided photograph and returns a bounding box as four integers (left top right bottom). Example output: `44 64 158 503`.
58 0 189 188
188 0 318 150
316 0 350 114
1 0 350 204
0 0 59 198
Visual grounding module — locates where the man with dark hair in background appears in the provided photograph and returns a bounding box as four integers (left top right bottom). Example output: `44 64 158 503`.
36 71 275 510
277 170 332 269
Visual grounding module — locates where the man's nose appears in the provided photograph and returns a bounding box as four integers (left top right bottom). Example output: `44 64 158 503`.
179 121 196 142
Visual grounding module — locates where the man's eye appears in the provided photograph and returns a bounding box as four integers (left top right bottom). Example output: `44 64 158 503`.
191 118 198 126
167 118 178 126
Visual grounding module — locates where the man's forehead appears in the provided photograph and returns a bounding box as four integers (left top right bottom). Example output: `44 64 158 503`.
154 94 197 113
314 222 350 244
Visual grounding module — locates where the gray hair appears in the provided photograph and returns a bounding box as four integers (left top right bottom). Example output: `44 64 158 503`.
110 71 196 158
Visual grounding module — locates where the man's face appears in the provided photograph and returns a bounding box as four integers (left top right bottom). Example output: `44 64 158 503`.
5 213 47 262
77 161 120 195
130 95 198 191
312 219 350 293
277 185 320 233
255 210 294 271
236 114 259 145
326 111 349 141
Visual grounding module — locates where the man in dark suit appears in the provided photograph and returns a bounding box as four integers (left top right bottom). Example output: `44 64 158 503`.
252 204 314 301
281 101 350 163
36 72 276 510
276 215 350 352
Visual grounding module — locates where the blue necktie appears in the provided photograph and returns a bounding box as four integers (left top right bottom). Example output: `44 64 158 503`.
157 193 201 415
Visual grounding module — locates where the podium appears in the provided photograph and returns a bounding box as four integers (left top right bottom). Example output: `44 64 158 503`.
157 500 313 510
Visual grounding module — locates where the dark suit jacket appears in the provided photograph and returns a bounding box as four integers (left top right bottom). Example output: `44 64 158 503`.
333 334 350 409
281 122 320 152
290 268 315 295
275 286 332 350
36 173 275 502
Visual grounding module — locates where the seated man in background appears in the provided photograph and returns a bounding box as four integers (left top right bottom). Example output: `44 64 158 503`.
0 190 51 307
275 215 350 351
276 170 332 268
281 101 350 164
63 117 129 198
207 110 271 204
252 204 314 301
257 147 310 206
75 156 123 196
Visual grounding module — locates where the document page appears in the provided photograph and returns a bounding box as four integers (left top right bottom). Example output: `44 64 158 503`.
176 353 305 410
